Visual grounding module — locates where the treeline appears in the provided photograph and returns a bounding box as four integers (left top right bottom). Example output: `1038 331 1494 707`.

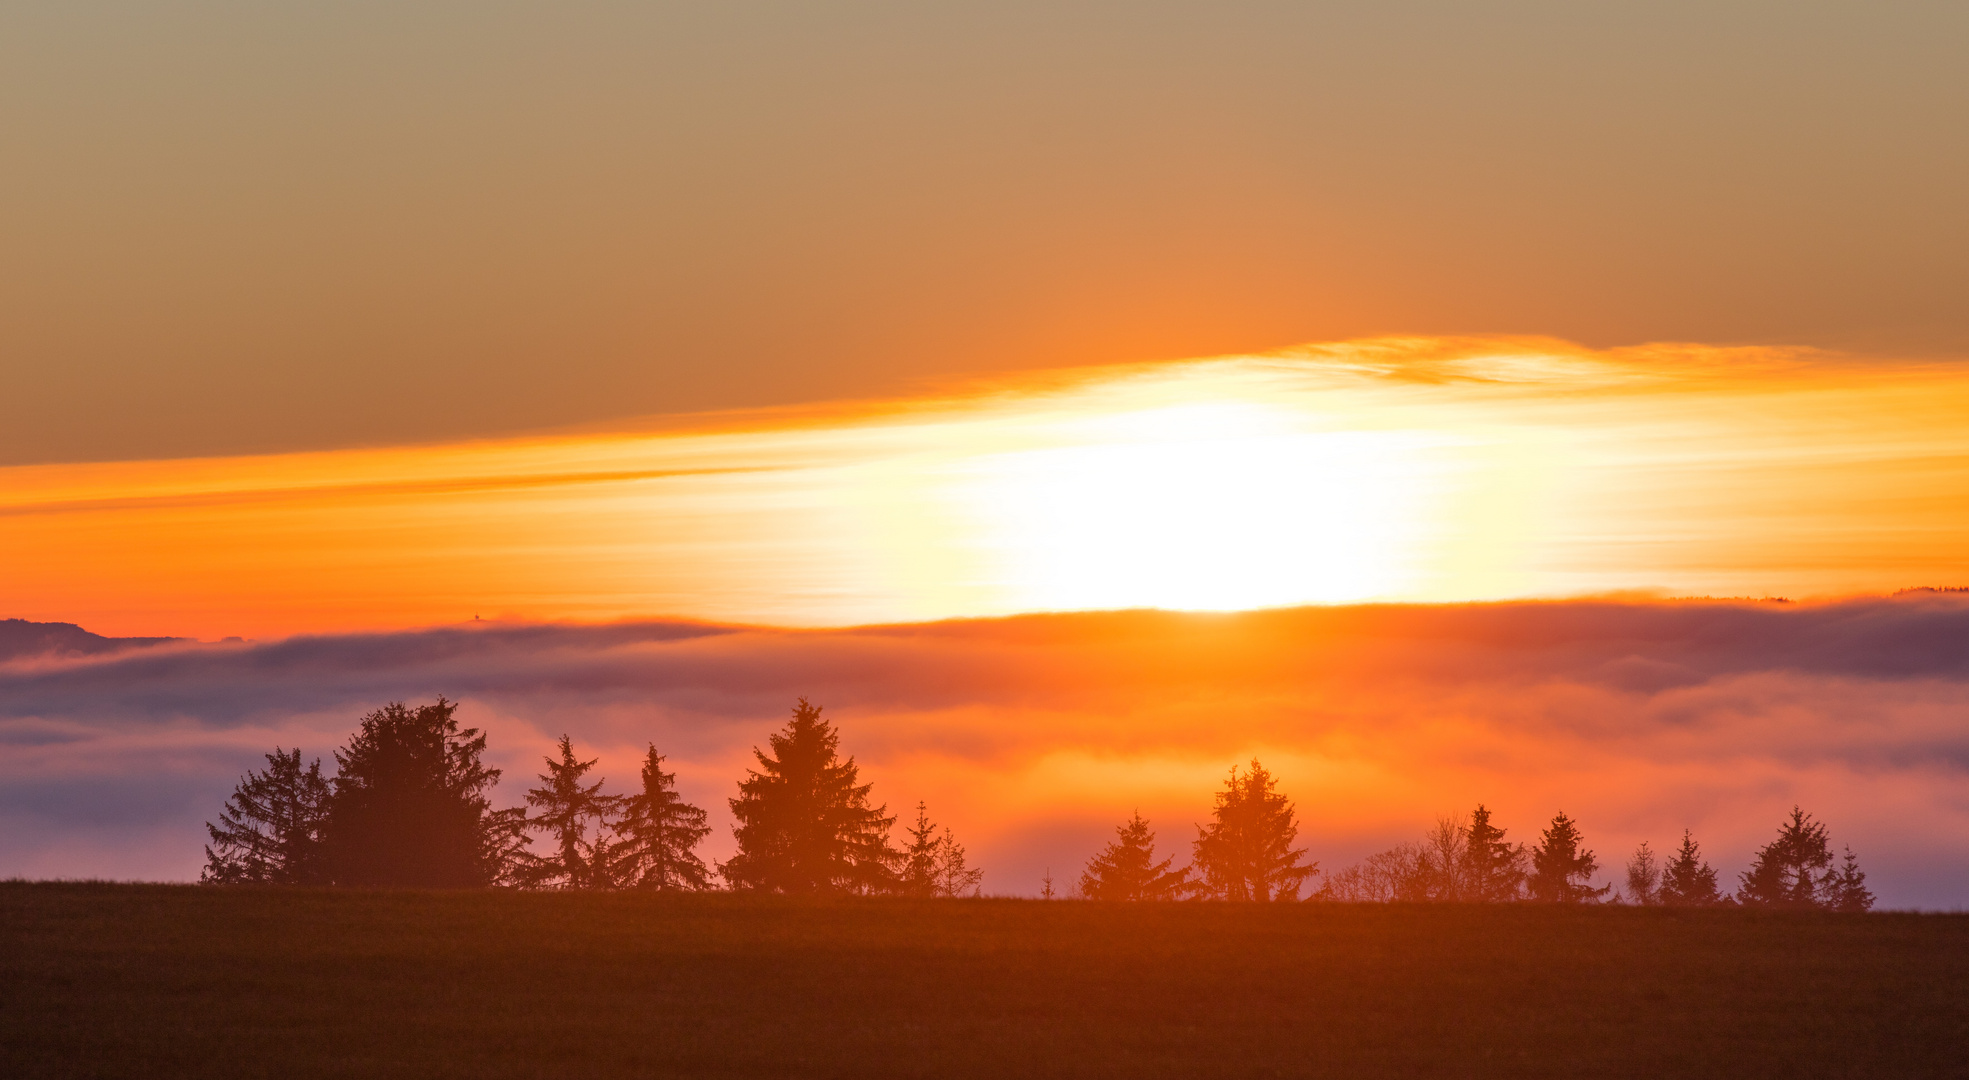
205 697 978 896
206 697 1875 910
1070 767 1872 910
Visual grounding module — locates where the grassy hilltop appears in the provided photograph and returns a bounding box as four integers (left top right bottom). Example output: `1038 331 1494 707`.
2 883 1964 1079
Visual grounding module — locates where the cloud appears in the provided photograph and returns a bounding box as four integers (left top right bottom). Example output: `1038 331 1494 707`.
5 596 1969 906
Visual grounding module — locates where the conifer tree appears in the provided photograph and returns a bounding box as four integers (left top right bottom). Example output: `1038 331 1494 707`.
896 801 983 897
202 748 331 885
522 735 623 890
322 698 527 888
1624 840 1660 905
722 698 898 894
935 825 985 897
1658 830 1723 906
1527 811 1610 903
1459 805 1525 902
1079 812 1188 900
1189 760 1318 901
1736 807 1835 909
899 802 944 897
612 744 712 891
1040 868 1057 900
1829 847 1875 912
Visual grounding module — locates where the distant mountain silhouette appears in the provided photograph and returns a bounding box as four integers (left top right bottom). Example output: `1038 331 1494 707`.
0 618 182 662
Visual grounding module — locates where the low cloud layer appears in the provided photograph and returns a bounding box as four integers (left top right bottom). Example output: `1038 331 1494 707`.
5 596 1967 907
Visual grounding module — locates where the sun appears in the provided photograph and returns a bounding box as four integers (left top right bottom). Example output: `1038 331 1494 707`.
946 402 1445 612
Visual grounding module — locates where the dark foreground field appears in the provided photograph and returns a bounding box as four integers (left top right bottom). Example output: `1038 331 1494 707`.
2 884 1965 1079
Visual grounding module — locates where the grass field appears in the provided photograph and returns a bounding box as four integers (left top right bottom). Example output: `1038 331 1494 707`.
2 883 1964 1078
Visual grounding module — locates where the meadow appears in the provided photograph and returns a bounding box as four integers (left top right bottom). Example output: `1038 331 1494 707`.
2 883 1963 1078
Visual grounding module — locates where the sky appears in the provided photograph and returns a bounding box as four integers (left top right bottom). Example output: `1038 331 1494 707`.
8 337 1969 639
5 2 1968 465
5 3 1969 903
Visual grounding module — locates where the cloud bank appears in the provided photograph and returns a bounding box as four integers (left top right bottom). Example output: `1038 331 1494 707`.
5 596 1968 907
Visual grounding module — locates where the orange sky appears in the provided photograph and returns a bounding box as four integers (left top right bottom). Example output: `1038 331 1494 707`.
8 336 1969 640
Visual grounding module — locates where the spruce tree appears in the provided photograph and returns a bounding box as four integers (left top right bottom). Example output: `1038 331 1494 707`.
1658 830 1723 906
322 698 527 888
612 744 712 891
1624 841 1660 906
1736 807 1835 909
895 801 984 897
1459 805 1525 902
935 825 985 897
899 802 944 897
1079 812 1188 900
1527 811 1610 903
522 735 622 890
1829 847 1875 912
202 748 331 885
722 698 898 894
1189 760 1318 901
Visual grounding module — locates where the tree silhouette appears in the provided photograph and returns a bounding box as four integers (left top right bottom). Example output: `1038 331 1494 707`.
899 802 944 897
1658 830 1723 906
1737 807 1836 909
202 748 330 885
722 698 897 894
612 744 712 891
322 699 527 888
1459 805 1525 902
1624 841 1660 905
1316 843 1430 902
1416 818 1468 901
1189 760 1318 901
1079 812 1188 901
934 825 984 897
521 735 622 890
1527 811 1610 903
1040 868 1057 900
898 801 984 898
1829 847 1875 912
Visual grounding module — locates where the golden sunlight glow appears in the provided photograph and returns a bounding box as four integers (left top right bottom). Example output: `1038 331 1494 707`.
7 337 1969 638
948 403 1446 612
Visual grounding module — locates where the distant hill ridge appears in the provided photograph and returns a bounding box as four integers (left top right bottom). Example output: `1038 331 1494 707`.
0 619 183 662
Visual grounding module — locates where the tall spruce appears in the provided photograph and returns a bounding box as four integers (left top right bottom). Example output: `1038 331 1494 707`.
1658 830 1723 906
522 735 622 890
722 699 898 894
1079 811 1188 900
202 748 331 885
1459 805 1525 902
1189 760 1318 901
612 745 712 891
1527 811 1610 903
1736 806 1836 909
321 698 527 888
